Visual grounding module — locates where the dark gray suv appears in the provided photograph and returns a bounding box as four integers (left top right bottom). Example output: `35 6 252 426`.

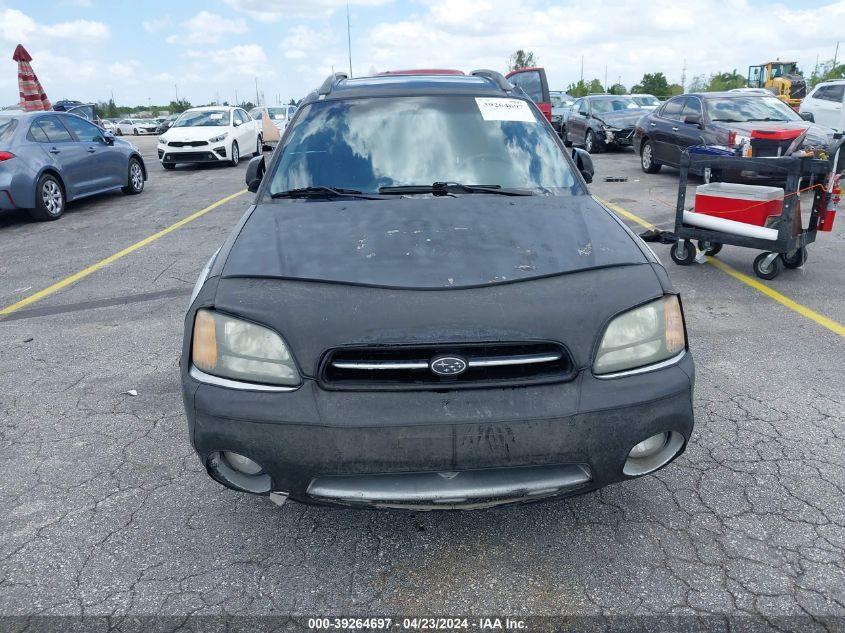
180 70 694 510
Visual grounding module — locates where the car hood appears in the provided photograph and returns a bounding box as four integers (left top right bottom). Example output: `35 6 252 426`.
709 120 836 148
220 194 649 289
593 109 647 127
162 126 230 142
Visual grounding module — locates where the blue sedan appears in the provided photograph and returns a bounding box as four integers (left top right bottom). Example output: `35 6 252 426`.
0 111 146 221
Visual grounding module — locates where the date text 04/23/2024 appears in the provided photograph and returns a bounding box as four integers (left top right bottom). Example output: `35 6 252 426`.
307 617 528 630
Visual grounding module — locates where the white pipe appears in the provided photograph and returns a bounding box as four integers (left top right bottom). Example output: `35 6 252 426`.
683 210 779 240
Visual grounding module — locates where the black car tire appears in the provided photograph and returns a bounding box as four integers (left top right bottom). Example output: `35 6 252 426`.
640 139 661 174
133 128 139 136
162 162 175 170
230 141 240 167
781 247 807 269
562 126 572 147
115 128 123 136
670 240 696 265
697 240 722 256
585 130 603 154
753 252 781 280
254 135 263 157
29 173 65 221
122 158 145 195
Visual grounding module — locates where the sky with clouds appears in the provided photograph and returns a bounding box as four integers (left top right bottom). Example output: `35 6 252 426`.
0 0 842 108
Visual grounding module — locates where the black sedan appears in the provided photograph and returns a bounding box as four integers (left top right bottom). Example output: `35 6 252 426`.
634 92 836 174
564 95 647 153
181 71 694 510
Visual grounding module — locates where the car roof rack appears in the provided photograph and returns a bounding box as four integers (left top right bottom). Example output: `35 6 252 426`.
319 72 349 96
470 69 512 92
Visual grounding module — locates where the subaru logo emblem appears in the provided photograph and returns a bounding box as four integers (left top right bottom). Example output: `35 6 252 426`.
430 355 468 376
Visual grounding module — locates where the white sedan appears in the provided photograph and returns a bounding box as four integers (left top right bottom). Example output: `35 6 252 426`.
157 106 262 169
114 118 159 136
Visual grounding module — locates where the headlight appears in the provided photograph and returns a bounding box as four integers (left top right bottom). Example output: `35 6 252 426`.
208 133 228 143
594 296 686 375
601 124 620 132
191 309 300 386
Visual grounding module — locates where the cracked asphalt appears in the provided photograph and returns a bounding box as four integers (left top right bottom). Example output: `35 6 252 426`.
0 137 843 632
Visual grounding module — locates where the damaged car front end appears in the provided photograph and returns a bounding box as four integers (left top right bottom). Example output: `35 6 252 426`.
180 71 695 510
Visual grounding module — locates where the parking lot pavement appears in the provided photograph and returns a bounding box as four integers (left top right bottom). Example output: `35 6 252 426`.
1 140 843 626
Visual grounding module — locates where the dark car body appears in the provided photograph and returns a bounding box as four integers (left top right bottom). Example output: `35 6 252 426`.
550 91 575 136
180 72 694 510
565 95 647 153
156 114 178 135
633 92 836 175
0 111 146 220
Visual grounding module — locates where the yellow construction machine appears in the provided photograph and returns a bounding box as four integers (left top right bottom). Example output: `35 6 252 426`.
747 61 807 109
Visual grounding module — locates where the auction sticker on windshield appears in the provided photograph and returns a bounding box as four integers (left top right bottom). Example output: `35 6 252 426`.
475 97 535 122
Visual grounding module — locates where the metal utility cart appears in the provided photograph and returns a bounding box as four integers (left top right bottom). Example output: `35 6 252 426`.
669 139 844 279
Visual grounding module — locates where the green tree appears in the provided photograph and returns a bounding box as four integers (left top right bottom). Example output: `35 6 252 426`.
636 72 670 97
508 49 537 71
687 74 708 92
608 83 627 95
667 83 684 96
565 80 588 97
587 78 604 93
239 101 256 111
168 98 192 113
707 69 745 91
809 60 845 87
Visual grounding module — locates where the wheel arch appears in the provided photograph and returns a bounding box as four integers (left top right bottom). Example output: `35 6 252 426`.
129 153 148 181
35 167 68 201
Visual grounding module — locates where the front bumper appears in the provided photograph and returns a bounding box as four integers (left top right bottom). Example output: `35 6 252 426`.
605 127 635 146
182 354 695 509
159 145 228 164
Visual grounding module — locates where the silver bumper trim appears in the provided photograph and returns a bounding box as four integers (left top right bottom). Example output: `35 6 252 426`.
307 464 592 509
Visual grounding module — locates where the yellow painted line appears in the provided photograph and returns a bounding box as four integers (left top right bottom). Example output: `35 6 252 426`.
595 196 845 338
0 189 247 317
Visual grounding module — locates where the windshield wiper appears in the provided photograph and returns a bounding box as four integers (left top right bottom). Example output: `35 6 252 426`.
379 182 534 196
711 118 744 122
745 118 789 122
271 186 384 200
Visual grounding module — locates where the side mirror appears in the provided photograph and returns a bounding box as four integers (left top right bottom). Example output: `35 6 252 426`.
572 148 594 184
800 112 814 122
246 155 265 192
683 115 702 127
102 131 115 145
233 120 242 127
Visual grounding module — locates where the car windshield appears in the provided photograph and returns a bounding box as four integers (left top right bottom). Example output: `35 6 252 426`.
173 110 230 127
632 95 659 106
0 116 17 140
550 95 573 108
269 95 579 196
591 97 639 113
707 96 803 122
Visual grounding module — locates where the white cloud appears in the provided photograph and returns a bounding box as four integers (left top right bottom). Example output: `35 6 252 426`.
143 16 171 33
224 0 393 21
168 11 248 45
186 44 273 80
0 9 109 43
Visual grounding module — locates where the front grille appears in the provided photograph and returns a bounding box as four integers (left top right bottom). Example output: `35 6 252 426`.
790 80 807 99
321 342 575 390
168 140 208 147
163 151 217 162
613 127 635 143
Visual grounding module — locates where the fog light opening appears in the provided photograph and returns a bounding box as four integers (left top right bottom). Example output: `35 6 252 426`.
222 451 264 475
207 451 272 494
623 431 685 477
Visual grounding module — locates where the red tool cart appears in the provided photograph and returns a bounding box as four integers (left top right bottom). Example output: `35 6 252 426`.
669 137 844 280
